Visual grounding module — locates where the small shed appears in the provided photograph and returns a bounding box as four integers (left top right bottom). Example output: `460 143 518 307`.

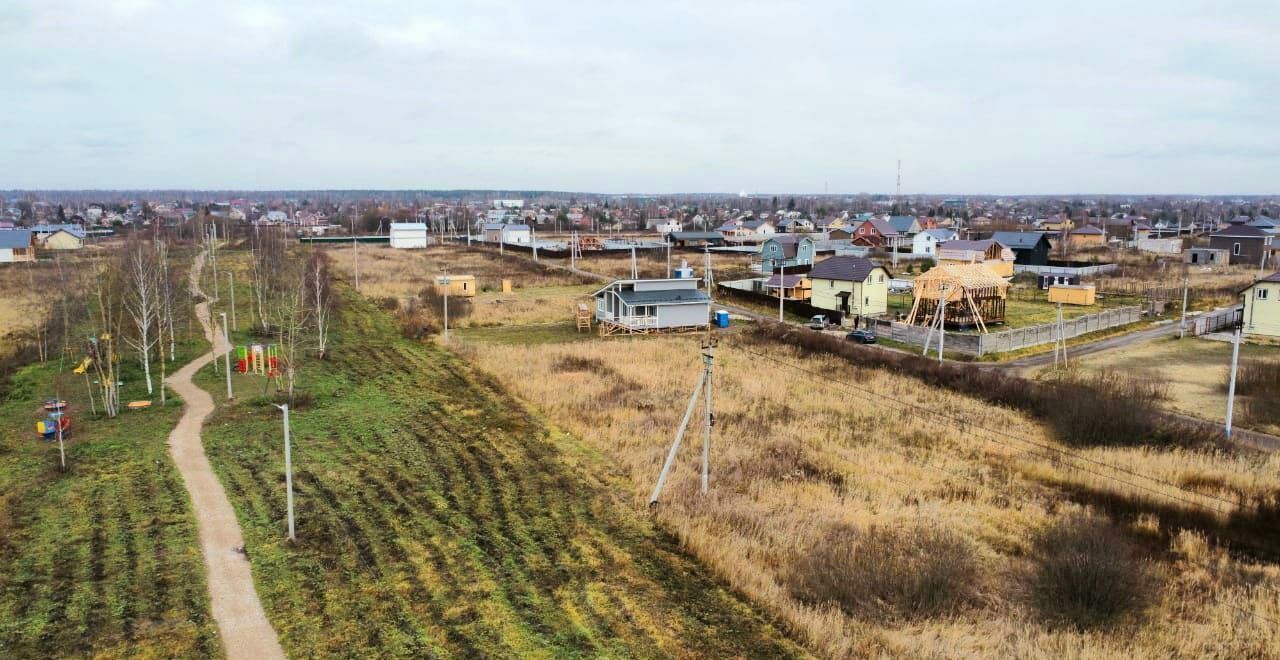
1048 284 1096 306
1184 247 1231 266
390 222 429 249
763 273 812 301
0 229 36 263
433 275 477 297
906 264 1008 332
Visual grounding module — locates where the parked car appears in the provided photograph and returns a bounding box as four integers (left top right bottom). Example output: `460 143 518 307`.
808 314 831 330
845 329 877 344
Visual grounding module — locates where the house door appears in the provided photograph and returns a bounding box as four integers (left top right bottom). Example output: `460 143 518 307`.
837 291 851 314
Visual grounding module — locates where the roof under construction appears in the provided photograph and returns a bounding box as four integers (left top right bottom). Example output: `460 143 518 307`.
907 264 1008 332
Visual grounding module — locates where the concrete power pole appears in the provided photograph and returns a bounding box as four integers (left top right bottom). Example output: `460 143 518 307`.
1179 275 1189 339
221 312 232 400
650 338 716 505
275 404 296 541
1225 324 1242 441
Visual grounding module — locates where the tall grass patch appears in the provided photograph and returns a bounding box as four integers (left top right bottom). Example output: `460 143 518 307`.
1026 514 1154 630
788 522 982 622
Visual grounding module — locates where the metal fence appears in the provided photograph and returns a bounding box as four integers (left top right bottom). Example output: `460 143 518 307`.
1189 305 1241 336
870 306 1144 356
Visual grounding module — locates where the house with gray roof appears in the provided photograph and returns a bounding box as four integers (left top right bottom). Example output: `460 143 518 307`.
0 229 35 263
990 231 1052 265
592 278 710 334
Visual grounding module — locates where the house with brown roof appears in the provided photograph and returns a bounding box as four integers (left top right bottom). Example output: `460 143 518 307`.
807 256 892 324
1210 224 1276 266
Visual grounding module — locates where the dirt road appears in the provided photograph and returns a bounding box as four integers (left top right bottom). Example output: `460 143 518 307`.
166 253 285 660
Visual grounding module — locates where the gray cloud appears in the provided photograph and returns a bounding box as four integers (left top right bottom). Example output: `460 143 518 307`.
0 0 1278 193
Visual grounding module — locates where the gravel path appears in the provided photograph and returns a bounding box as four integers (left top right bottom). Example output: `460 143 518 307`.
165 252 285 660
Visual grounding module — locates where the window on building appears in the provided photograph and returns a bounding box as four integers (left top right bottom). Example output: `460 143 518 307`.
1234 242 1241 256
1259 288 1270 300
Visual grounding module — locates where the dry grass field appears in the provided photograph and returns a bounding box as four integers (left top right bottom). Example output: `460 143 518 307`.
0 263 45 353
1057 337 1280 435
324 244 597 328
571 250 756 282
460 330 1280 658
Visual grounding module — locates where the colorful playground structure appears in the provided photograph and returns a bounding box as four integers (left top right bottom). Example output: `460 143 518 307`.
36 399 71 440
236 344 281 377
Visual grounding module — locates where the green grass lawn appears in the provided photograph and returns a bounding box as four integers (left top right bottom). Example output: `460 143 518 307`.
0 303 218 657
196 281 805 657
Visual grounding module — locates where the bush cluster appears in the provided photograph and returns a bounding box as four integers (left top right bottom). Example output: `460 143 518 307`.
788 522 981 622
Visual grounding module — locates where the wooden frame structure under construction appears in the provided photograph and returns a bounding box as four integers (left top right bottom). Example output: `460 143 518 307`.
906 264 1009 333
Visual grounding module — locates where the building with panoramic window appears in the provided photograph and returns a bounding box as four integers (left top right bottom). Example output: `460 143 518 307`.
1241 272 1280 339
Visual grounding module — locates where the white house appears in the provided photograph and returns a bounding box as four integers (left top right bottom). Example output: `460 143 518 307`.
389 222 429 249
912 228 958 257
501 224 532 245
654 219 683 235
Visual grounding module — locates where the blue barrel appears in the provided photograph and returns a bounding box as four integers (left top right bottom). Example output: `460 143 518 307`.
715 310 730 328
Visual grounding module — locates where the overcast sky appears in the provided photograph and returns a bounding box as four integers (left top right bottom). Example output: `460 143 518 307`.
2 0 1277 194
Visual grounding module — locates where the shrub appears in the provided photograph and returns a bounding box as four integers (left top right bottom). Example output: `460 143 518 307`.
1028 514 1152 629
1041 369 1169 447
788 522 981 622
418 286 473 321
1228 360 1280 427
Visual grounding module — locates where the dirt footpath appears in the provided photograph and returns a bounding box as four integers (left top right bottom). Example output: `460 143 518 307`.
166 253 285 660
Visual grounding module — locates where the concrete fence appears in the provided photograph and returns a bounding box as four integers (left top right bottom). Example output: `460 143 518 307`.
870 305 1144 356
1013 262 1119 277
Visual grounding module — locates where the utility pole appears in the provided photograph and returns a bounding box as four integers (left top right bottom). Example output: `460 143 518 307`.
700 339 714 495
1179 275 1189 339
440 275 450 341
666 242 672 278
937 285 946 366
650 338 715 505
631 247 638 279
778 262 785 321
274 404 296 541
1225 324 1241 441
532 226 538 263
227 271 237 331
1053 302 1068 368
221 312 232 399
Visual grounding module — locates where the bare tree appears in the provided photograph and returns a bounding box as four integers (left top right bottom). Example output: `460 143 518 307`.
122 240 161 395
249 227 284 334
308 251 333 359
275 264 310 402
88 256 123 418
157 241 178 361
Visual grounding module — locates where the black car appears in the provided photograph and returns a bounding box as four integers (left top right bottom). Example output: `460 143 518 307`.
845 329 877 344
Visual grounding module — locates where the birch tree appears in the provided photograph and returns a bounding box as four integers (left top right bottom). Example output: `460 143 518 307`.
275 265 310 402
122 240 161 395
308 252 333 359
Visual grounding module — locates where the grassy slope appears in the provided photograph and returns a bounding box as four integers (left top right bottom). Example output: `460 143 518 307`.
196 284 805 658
0 316 217 657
